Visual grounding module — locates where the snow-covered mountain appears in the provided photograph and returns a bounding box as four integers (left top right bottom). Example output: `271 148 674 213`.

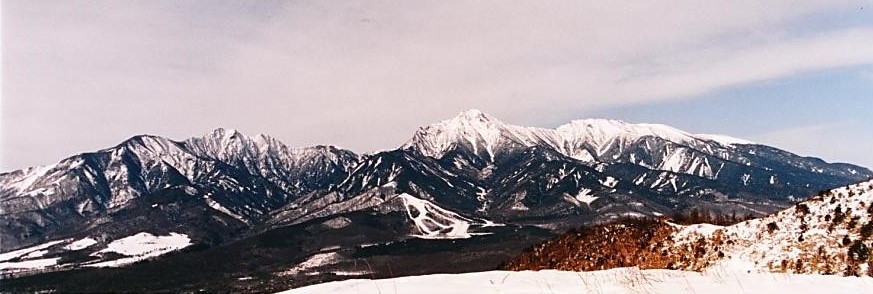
0 128 359 250
292 109 870 229
405 110 864 193
1 110 871 292
3 110 870 250
405 109 748 162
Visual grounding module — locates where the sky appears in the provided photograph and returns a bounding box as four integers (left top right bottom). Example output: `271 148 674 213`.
2 0 873 171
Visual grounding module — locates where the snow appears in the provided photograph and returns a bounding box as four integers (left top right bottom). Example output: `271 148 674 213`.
475 187 489 213
6 164 55 193
660 151 689 173
322 217 352 229
0 258 61 270
333 270 372 276
402 110 755 183
695 134 755 146
85 232 191 268
741 173 750 185
0 239 70 262
277 267 873 294
574 189 598 205
665 179 873 275
63 238 98 251
205 196 247 222
402 109 557 160
670 223 724 246
97 232 191 256
397 193 473 239
278 252 342 276
22 250 48 259
556 119 714 160
600 176 618 188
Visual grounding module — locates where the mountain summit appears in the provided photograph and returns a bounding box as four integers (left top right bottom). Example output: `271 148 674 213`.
403 109 757 163
403 109 558 160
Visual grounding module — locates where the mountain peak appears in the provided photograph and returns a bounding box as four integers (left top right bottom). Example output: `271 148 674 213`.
404 110 556 160
206 128 244 141
454 109 494 121
108 134 182 156
443 109 504 129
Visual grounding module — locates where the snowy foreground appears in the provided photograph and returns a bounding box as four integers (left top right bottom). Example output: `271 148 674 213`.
278 267 873 294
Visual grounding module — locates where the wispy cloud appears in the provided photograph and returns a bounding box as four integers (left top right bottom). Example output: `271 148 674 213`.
3 0 873 170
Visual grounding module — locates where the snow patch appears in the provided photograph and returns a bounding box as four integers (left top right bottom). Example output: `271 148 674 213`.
96 232 191 256
63 238 98 251
279 252 341 276
0 239 70 262
0 258 61 270
204 196 247 223
85 232 191 268
575 189 598 205
695 134 755 145
322 217 351 229
600 176 618 188
397 194 472 239
6 164 55 193
332 270 372 276
22 250 48 259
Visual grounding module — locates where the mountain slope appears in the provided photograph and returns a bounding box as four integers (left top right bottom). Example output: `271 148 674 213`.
0 129 359 250
404 110 869 203
503 179 873 277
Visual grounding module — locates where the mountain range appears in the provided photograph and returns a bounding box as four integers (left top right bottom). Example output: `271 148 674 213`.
1 109 870 292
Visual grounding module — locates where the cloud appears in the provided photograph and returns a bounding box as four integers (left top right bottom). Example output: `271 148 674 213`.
3 0 873 170
750 123 873 168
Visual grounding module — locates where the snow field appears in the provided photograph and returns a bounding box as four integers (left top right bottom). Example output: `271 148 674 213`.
278 267 872 294
84 232 192 267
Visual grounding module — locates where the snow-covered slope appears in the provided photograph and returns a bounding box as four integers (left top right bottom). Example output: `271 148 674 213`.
404 110 754 165
403 109 561 161
405 110 865 183
185 128 359 196
0 232 191 274
667 179 873 276
505 179 873 278
85 232 192 268
0 129 359 251
278 267 873 294
397 193 475 239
